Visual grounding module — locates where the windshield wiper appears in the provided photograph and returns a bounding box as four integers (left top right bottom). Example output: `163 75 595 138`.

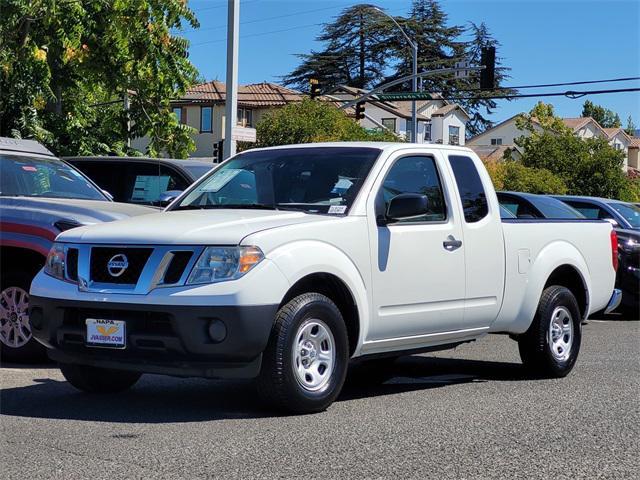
173 203 277 211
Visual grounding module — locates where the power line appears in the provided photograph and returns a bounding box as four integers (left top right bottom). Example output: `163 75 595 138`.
183 5 345 33
452 76 640 92
437 87 640 101
191 23 322 46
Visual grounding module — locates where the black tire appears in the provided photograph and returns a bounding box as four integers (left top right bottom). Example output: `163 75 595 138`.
518 285 582 378
59 363 141 393
257 293 349 414
0 270 48 364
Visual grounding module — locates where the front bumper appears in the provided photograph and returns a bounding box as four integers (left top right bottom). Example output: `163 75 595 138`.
30 295 278 379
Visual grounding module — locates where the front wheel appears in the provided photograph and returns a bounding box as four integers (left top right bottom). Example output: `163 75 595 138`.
59 363 141 393
257 293 349 414
518 285 582 378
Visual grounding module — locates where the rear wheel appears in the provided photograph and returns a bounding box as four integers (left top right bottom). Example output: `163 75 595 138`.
518 285 582 378
257 293 349 413
0 271 47 363
59 363 141 393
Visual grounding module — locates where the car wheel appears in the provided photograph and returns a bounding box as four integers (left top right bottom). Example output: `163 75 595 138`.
0 271 48 363
257 293 349 414
518 285 582 378
59 363 141 393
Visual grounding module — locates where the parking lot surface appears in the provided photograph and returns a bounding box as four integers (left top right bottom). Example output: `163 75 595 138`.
1 318 638 479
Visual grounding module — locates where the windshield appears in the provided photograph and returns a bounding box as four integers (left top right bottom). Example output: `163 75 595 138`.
173 147 381 214
609 202 640 229
0 154 107 200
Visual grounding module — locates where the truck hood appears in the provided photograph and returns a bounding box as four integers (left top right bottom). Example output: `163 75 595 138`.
57 209 335 245
0 197 154 226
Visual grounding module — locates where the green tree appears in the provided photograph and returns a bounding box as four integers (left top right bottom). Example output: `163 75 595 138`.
282 5 392 91
625 115 637 136
255 99 399 148
0 0 199 157
516 103 628 199
581 100 621 128
485 160 567 194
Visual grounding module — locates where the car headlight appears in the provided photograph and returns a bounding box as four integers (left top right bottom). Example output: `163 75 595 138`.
186 246 264 285
44 243 66 280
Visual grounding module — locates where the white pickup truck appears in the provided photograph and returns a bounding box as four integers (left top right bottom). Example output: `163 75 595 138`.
30 143 621 413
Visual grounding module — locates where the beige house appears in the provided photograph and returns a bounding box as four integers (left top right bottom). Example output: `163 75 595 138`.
468 115 633 170
132 81 304 159
628 137 640 170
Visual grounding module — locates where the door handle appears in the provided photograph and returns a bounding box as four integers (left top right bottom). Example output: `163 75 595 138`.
443 235 463 251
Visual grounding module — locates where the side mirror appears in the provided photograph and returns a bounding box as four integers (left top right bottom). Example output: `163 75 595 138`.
385 193 429 222
159 190 183 207
102 189 114 201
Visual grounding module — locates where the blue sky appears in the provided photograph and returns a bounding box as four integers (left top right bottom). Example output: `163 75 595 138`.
182 0 640 126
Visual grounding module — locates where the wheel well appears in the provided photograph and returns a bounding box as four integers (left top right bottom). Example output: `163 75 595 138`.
280 273 360 356
544 265 588 318
0 246 46 281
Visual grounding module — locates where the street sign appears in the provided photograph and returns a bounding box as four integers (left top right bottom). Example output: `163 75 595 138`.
232 126 257 143
375 92 436 101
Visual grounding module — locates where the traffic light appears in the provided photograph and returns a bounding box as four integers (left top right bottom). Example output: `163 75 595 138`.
480 46 496 90
213 140 224 163
309 78 321 99
355 101 365 120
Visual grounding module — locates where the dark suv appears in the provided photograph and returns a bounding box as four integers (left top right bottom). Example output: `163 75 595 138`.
65 156 214 206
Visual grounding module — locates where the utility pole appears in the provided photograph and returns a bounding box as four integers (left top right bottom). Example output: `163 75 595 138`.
223 0 239 160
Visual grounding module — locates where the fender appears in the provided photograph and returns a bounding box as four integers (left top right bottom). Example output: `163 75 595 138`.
492 239 590 334
267 240 370 357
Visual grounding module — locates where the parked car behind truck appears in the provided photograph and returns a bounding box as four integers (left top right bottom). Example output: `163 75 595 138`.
0 138 154 362
65 156 213 207
30 143 620 413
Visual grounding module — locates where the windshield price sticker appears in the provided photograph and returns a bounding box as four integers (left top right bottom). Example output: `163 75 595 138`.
328 205 347 214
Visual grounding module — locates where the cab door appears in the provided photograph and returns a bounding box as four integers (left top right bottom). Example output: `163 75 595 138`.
366 151 467 344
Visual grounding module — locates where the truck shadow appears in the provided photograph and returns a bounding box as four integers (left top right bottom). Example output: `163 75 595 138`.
0 356 527 423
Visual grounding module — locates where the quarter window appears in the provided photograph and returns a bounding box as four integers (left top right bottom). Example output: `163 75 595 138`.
201 106 213 132
448 155 489 223
380 156 447 223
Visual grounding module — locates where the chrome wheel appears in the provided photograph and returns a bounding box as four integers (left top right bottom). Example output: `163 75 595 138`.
0 286 31 349
548 306 573 362
292 319 335 392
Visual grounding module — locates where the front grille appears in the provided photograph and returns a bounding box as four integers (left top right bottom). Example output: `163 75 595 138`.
163 251 193 284
90 247 152 284
66 248 78 281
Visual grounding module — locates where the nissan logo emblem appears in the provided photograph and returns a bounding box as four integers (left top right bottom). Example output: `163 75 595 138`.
107 254 129 277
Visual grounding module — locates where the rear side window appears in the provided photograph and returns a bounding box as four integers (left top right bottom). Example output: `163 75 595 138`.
380 155 447 223
448 155 488 223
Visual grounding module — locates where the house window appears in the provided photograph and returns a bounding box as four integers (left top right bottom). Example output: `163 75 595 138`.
491 138 502 145
382 118 397 133
614 143 622 150
200 106 213 133
237 108 253 127
424 123 432 141
172 107 183 123
449 126 460 145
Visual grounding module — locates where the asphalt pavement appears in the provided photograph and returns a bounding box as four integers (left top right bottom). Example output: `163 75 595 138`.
1 318 638 479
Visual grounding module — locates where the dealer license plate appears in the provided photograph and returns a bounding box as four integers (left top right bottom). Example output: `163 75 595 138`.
85 318 126 348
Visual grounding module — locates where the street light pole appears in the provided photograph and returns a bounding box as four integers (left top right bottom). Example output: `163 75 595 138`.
362 5 418 143
223 0 239 160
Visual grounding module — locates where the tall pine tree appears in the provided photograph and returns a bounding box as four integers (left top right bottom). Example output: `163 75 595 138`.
282 5 391 91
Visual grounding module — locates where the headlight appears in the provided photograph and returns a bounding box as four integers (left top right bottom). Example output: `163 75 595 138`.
44 243 66 280
186 246 264 285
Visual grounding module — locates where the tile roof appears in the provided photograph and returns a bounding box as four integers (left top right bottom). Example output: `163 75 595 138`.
561 117 593 130
180 81 304 107
629 137 640 148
